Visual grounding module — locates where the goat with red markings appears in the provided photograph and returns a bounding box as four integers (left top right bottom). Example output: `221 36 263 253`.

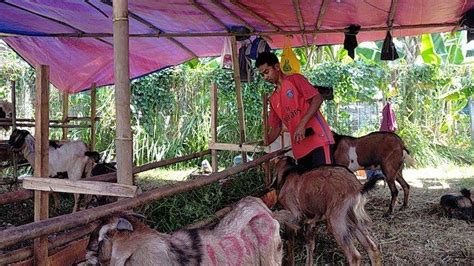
271 156 382 266
86 196 283 265
332 131 410 216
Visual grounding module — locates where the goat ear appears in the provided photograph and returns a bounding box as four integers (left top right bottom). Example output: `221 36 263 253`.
116 218 134 232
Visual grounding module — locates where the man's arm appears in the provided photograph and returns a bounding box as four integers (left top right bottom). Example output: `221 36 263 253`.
294 93 323 143
267 123 282 144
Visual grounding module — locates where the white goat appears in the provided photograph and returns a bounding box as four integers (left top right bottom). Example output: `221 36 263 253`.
8 129 98 212
86 196 283 265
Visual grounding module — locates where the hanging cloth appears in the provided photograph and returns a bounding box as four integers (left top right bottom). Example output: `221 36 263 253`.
239 39 253 83
379 102 397 132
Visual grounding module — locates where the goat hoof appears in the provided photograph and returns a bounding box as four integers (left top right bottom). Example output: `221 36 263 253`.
399 205 408 211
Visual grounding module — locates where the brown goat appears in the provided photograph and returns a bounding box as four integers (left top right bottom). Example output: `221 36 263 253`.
271 156 381 266
86 196 283 265
333 131 410 216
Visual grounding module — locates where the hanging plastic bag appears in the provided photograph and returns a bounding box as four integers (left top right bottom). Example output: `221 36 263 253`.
220 37 233 70
280 37 300 75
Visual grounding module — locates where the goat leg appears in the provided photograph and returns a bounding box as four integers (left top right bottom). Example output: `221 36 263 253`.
284 226 297 266
304 222 316 266
395 173 410 210
384 180 399 217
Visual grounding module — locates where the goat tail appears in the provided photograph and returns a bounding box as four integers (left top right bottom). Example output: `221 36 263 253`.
361 174 383 195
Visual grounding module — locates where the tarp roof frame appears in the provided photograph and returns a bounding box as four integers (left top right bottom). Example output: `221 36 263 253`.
1 0 473 93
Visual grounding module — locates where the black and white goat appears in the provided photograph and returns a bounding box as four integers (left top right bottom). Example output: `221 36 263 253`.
8 129 98 212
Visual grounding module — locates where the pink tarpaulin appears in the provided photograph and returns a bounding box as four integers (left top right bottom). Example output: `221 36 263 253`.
1 0 473 93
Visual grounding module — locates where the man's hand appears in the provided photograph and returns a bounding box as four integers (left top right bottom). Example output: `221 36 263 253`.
294 124 305 143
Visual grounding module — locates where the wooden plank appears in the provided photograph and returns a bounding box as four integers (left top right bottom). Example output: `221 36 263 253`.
210 83 218 172
33 64 49 266
113 0 133 186
9 238 89 266
61 92 68 140
22 177 137 197
209 142 267 153
90 83 97 151
0 221 100 265
230 35 247 162
0 148 290 249
48 238 89 266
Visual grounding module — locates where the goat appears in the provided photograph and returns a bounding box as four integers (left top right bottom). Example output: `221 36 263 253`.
332 131 410 216
440 188 473 222
271 156 382 266
86 196 283 265
8 129 98 212
0 100 13 130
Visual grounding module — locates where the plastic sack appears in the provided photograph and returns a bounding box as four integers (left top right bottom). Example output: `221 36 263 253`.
220 37 233 69
280 38 300 75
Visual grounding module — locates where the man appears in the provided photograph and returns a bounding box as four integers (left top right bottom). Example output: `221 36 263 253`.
256 52 334 171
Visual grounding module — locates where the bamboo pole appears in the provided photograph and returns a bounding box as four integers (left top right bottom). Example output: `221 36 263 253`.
229 0 281 31
292 0 308 46
210 84 218 172
230 35 247 162
0 148 289 249
90 83 97 151
190 0 229 31
61 92 68 140
33 65 50 266
11 80 18 182
209 0 254 32
262 93 271 185
0 22 460 39
113 0 133 186
315 0 330 30
0 117 95 123
0 122 91 128
0 150 211 206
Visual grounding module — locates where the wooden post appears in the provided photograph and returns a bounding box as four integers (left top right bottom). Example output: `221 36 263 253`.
11 80 18 181
33 65 50 266
469 97 474 144
230 35 247 162
210 83 218 172
90 83 97 151
262 93 270 185
62 92 68 140
113 0 133 185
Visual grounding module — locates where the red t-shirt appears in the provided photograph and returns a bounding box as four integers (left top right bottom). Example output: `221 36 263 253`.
269 74 334 159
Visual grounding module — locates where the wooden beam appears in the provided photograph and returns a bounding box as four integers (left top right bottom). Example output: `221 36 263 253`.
11 80 18 180
209 0 254 32
190 0 228 31
209 142 267 153
210 84 218 172
0 122 91 128
113 0 133 186
229 0 282 31
230 35 247 162
0 1 112 47
33 65 50 266
0 148 289 249
262 93 271 185
0 117 97 123
315 0 330 30
0 22 459 38
22 177 137 197
387 0 399 28
101 0 197 58
292 0 308 46
61 92 68 140
90 83 97 151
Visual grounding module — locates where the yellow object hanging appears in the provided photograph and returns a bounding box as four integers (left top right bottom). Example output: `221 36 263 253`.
280 37 301 75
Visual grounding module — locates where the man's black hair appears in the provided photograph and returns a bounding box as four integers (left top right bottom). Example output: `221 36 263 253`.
255 52 279 68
